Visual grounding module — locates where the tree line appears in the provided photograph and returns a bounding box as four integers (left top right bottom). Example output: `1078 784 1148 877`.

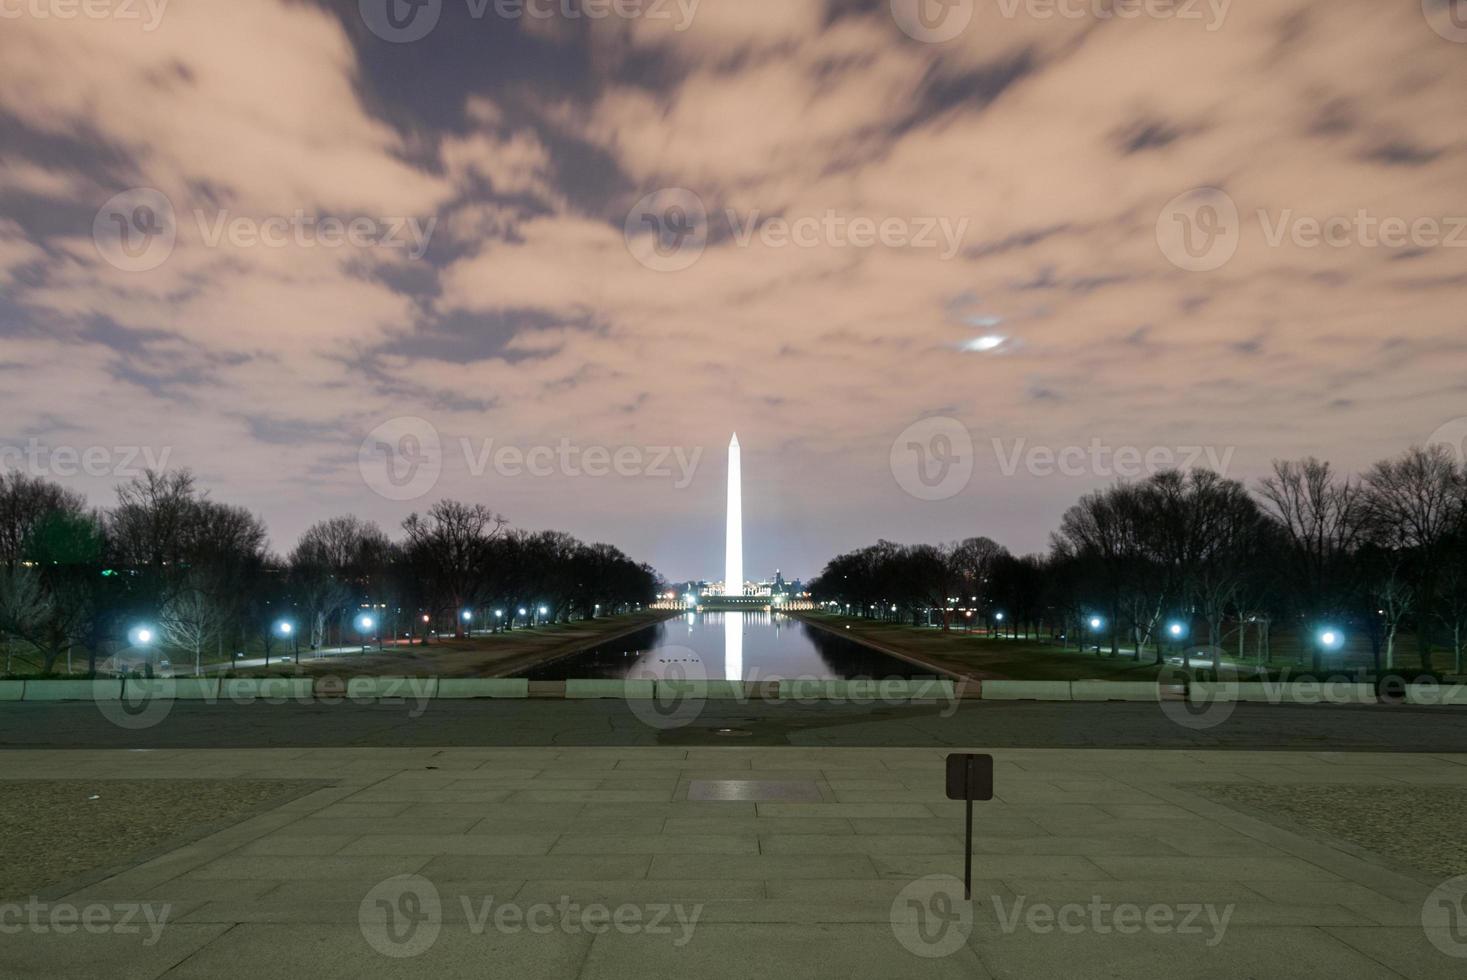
809 447 1467 677
0 468 659 676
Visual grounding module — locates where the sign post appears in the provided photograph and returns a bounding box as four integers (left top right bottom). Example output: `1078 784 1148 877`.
945 753 995 900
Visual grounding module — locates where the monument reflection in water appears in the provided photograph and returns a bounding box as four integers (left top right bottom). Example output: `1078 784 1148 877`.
517 611 921 682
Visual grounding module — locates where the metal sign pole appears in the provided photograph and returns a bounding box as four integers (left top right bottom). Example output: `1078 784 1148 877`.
946 753 994 904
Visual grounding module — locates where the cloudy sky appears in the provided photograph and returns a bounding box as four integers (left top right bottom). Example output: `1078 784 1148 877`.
1 0 1465 581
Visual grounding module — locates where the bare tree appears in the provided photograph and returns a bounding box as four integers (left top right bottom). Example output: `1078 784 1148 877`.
1363 446 1465 671
1258 458 1369 671
402 501 507 637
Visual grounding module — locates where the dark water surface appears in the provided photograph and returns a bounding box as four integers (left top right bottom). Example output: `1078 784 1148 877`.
515 612 924 681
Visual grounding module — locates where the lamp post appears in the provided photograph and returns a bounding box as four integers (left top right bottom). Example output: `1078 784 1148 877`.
1089 616 1104 655
357 614 377 652
276 620 297 665
1166 620 1189 666
1317 627 1345 670
130 625 155 676
994 611 1005 638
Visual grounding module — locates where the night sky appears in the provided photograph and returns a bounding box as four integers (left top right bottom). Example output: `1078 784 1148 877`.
1 0 1465 581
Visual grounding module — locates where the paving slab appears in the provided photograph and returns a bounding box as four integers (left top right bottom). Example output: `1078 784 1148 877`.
578 922 988 980
160 924 591 980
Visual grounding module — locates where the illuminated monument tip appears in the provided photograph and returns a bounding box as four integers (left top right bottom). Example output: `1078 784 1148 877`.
725 432 743 597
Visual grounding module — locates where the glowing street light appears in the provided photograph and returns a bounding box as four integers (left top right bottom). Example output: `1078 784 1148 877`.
1167 621 1187 639
462 610 474 622
131 626 155 646
1318 628 1345 652
1089 616 1103 630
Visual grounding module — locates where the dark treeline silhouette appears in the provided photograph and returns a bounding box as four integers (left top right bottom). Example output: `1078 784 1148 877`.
0 469 659 676
809 448 1467 677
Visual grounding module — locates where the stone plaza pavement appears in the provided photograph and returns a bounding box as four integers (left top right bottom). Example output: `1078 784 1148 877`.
3 746 1466 979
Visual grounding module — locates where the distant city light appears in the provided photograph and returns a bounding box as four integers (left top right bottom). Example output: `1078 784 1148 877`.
962 334 1008 353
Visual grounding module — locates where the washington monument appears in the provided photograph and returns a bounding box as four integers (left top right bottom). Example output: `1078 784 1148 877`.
725 433 742 596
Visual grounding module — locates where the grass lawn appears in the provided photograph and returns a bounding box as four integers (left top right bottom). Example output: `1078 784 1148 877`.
796 612 1170 682
797 612 1466 681
231 611 675 679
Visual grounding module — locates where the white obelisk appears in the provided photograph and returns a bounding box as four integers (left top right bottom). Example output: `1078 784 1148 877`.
724 433 743 597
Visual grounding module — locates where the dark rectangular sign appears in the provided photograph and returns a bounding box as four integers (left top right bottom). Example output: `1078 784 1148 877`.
945 753 994 801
